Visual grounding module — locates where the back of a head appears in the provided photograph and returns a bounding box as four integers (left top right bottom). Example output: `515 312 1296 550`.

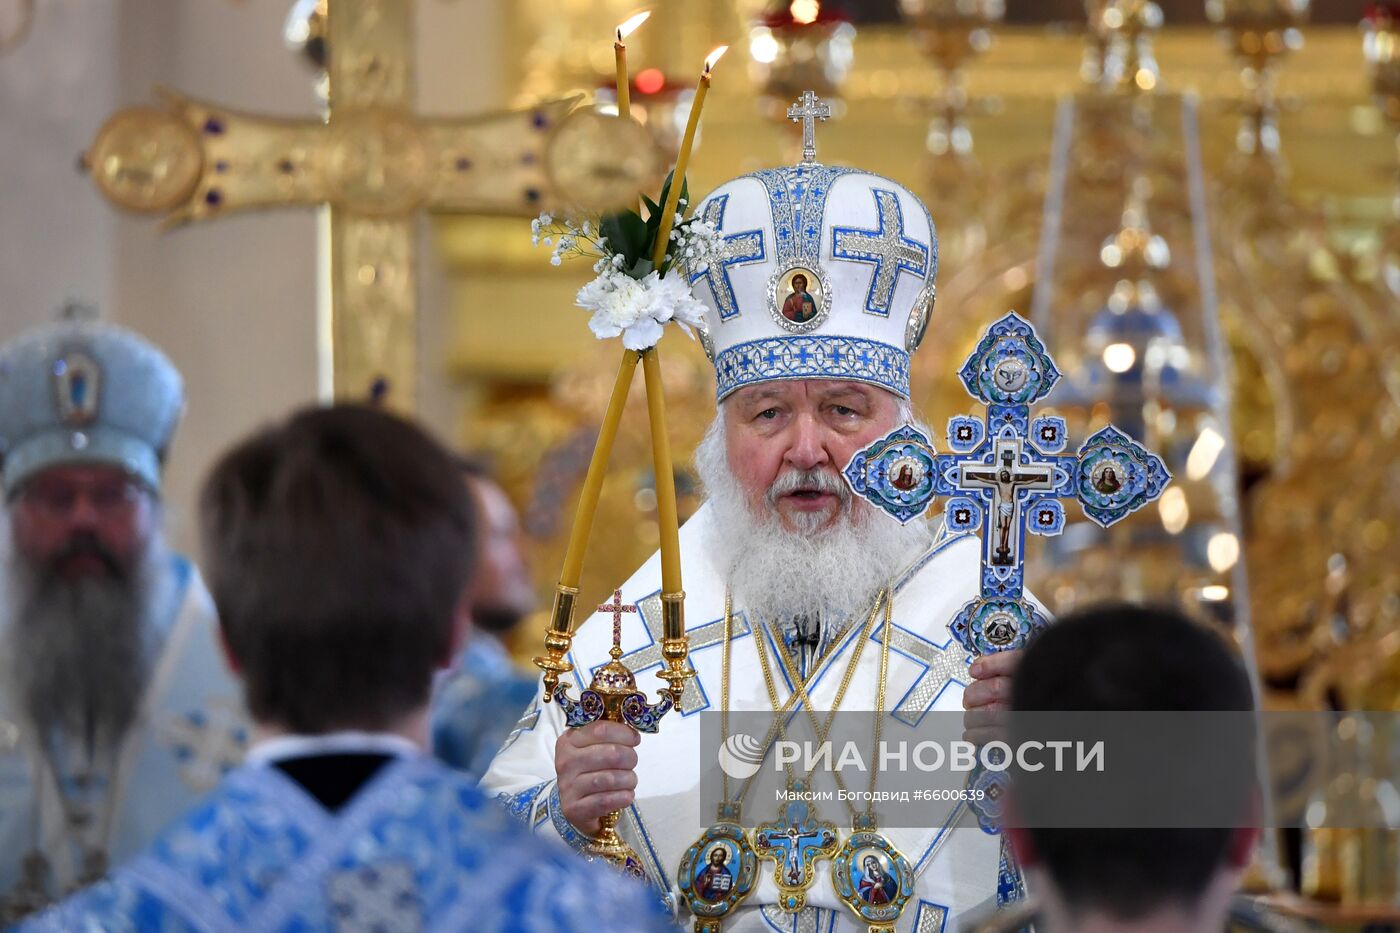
1011 603 1256 923
200 404 475 734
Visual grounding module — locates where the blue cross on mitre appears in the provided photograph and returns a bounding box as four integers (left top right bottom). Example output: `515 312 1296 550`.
841 312 1171 656
830 188 929 317
689 194 765 322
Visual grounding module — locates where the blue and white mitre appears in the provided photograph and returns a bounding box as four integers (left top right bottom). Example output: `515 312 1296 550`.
0 305 183 495
689 92 937 401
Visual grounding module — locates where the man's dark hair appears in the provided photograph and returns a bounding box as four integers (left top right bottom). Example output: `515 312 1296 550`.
200 404 476 733
1011 603 1256 922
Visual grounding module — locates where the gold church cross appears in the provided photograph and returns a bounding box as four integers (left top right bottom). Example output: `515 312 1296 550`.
82 0 659 409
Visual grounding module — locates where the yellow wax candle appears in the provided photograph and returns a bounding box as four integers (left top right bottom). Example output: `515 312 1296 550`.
613 12 649 121
558 350 641 592
650 45 727 268
642 348 683 599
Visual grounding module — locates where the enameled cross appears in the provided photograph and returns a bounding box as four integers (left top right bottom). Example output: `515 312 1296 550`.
932 312 1170 655
843 312 1170 658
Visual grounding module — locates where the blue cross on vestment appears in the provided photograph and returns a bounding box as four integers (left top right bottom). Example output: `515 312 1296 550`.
690 194 765 321
755 787 840 913
843 312 1171 657
830 188 929 317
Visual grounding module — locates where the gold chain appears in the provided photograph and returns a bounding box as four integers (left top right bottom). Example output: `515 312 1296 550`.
754 592 885 814
719 591 837 809
768 590 894 822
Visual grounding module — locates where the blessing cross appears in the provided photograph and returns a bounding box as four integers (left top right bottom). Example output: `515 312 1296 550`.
755 789 840 912
82 0 657 410
787 90 831 164
843 312 1170 658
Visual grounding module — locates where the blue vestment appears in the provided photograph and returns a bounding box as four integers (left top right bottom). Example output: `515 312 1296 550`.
17 754 677 932
432 636 538 780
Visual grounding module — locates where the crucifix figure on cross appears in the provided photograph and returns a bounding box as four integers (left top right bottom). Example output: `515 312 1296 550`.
754 784 839 912
843 312 1171 658
786 90 831 164
960 439 1056 567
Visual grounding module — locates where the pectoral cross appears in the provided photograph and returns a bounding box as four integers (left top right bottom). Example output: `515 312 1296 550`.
83 0 657 410
787 91 831 164
755 788 839 912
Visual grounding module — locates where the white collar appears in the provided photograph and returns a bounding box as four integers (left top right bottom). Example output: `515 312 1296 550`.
245 730 422 767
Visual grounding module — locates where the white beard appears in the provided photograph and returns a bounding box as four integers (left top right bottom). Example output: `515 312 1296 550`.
693 412 934 636
0 509 170 760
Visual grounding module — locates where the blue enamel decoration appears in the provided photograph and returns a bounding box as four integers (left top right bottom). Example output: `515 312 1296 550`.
1030 415 1068 454
851 311 1170 660
944 496 982 534
832 831 916 926
1027 499 1065 537
555 684 610 728
968 766 1010 835
621 691 674 734
946 415 984 454
950 597 1049 656
51 348 102 426
958 313 1061 406
1075 426 1172 527
841 423 940 525
754 783 840 913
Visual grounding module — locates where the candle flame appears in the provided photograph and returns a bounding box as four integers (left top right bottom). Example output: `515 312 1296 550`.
616 10 651 42
703 45 729 73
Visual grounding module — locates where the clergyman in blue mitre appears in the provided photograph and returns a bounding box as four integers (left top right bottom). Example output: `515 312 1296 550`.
0 308 247 924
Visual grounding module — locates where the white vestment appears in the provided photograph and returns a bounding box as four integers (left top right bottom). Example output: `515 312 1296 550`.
0 555 249 919
483 505 1022 933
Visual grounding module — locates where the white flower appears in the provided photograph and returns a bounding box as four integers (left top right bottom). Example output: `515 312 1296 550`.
574 268 706 351
646 270 707 337
550 254 562 266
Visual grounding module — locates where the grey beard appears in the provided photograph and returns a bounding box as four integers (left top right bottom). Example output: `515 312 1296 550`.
1 531 169 762
694 412 934 637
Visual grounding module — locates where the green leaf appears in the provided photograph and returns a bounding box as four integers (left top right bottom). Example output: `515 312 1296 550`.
600 210 649 270
626 257 655 279
641 193 661 221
